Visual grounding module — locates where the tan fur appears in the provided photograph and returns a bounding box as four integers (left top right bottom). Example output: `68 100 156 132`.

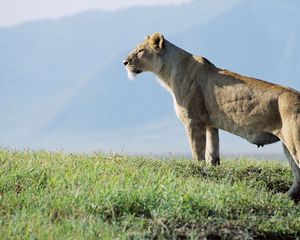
124 32 300 200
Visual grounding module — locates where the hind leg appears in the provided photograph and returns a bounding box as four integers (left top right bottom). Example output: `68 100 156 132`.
278 92 300 200
282 144 300 201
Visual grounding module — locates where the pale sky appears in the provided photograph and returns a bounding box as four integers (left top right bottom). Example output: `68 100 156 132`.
0 0 192 27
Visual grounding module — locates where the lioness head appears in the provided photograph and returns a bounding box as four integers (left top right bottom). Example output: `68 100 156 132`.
123 32 165 80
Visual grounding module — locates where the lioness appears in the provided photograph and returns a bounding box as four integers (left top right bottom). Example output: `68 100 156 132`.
123 32 300 200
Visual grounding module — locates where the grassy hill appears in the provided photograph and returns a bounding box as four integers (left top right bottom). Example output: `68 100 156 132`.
0 149 300 239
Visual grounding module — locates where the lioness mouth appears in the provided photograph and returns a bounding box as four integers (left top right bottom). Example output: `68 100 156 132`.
133 69 142 74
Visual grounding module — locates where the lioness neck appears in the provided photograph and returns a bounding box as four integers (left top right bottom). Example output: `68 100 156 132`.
156 41 214 94
156 41 192 90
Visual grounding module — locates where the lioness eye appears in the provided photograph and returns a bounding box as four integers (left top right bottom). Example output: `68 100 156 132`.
138 49 144 53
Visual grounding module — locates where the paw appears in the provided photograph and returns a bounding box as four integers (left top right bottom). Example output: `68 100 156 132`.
288 188 300 203
206 157 220 166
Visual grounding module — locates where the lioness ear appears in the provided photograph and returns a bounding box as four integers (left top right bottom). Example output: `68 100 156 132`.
149 32 164 51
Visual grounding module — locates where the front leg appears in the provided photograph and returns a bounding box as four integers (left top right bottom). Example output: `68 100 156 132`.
184 119 206 162
205 127 220 165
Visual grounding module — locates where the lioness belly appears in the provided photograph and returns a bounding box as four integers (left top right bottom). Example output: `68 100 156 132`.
221 124 280 146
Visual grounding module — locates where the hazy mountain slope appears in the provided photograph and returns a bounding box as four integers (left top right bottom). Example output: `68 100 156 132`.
0 0 299 154
172 1 300 85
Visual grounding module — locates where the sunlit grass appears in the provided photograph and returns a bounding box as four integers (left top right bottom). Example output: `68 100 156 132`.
0 149 299 239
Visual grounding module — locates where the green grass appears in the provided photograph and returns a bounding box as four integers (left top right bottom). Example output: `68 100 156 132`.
1 149 300 239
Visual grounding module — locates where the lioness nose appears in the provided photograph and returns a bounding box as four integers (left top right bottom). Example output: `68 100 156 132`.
123 60 129 66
